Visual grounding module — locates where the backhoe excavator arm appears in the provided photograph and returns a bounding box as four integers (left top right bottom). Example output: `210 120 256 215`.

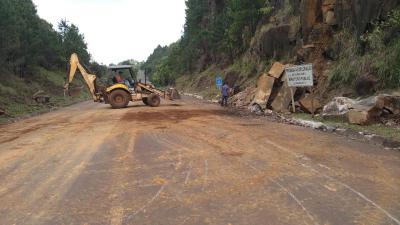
64 53 99 101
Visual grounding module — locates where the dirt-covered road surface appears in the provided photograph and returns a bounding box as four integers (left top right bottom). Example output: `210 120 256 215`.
0 98 400 225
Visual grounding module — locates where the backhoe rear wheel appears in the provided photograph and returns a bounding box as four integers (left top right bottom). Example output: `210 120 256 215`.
147 94 161 107
109 89 130 109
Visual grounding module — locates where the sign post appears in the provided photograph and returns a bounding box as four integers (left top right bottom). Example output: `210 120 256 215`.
290 87 296 113
311 87 315 118
216 76 223 89
285 64 314 114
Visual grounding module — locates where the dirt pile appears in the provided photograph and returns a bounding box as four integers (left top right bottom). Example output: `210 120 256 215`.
229 87 256 109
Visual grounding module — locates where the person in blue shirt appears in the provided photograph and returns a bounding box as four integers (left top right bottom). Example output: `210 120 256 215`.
221 82 230 107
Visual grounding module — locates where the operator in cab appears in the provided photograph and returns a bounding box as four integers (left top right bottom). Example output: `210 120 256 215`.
113 71 124 84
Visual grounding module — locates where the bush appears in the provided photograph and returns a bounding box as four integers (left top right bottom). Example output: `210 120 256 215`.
374 38 400 88
328 31 360 87
329 8 400 90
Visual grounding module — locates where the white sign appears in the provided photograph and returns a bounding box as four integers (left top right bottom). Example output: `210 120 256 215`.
286 64 313 87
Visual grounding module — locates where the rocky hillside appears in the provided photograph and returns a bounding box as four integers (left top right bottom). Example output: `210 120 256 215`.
145 0 400 101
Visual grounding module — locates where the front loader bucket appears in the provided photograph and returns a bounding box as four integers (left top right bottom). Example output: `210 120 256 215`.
167 88 181 100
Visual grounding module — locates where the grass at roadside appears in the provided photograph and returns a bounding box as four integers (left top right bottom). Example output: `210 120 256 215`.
293 113 400 142
0 95 89 125
0 67 90 124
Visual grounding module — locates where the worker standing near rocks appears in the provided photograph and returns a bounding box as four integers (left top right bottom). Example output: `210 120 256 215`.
221 82 230 107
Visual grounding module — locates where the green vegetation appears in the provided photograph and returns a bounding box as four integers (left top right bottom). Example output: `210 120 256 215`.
0 0 105 122
293 113 400 142
144 0 268 86
143 1 399 99
142 44 175 86
58 19 91 65
0 67 90 124
0 0 93 73
329 8 400 90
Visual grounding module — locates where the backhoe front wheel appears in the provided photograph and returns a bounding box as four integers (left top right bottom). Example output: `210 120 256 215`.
109 90 130 109
142 98 149 105
147 94 161 107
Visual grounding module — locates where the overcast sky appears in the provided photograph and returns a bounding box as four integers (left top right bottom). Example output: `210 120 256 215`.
33 0 186 65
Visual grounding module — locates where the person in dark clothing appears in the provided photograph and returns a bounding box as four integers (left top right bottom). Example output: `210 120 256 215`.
112 71 124 84
221 82 230 107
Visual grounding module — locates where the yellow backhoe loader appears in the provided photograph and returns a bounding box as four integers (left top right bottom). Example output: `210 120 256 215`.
64 53 174 109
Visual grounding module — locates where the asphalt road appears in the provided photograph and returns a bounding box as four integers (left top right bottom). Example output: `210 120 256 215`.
0 98 399 225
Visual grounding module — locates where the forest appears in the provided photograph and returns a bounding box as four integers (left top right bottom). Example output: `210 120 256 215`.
143 0 268 86
0 0 105 119
0 0 92 76
144 0 400 99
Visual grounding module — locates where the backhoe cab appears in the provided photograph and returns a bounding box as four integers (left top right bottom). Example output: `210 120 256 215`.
65 53 173 109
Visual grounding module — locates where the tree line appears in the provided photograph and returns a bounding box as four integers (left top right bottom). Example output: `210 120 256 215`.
0 0 93 77
143 0 268 86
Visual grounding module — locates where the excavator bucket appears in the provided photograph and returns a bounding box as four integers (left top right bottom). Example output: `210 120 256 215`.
64 62 82 97
67 85 84 97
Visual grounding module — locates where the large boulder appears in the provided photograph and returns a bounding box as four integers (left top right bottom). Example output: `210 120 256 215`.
252 74 276 110
268 62 286 79
348 106 381 125
299 94 323 114
323 95 388 125
322 97 356 119
356 95 379 108
271 74 294 113
376 95 400 115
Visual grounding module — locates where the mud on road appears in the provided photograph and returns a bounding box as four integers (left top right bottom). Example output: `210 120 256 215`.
0 98 399 225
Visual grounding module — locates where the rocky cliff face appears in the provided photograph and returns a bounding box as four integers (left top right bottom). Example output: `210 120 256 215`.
252 0 399 54
335 0 398 34
172 0 399 100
